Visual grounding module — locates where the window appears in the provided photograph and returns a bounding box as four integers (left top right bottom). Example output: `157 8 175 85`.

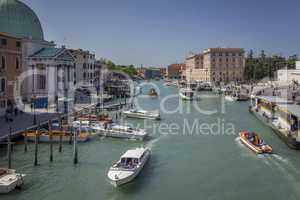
1 56 5 69
16 57 20 69
232 53 236 56
16 41 21 48
38 75 46 90
0 78 5 92
1 39 7 46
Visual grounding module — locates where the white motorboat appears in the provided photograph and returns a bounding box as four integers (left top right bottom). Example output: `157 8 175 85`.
179 88 195 101
0 168 25 194
225 95 237 101
225 94 249 102
123 109 160 120
91 123 147 140
107 148 151 187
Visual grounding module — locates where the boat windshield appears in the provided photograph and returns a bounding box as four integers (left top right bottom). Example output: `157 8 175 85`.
119 158 138 169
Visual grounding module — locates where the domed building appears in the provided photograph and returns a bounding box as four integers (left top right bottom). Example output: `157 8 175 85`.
0 0 44 40
0 0 75 114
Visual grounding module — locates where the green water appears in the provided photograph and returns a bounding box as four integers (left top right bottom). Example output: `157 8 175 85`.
1 80 300 200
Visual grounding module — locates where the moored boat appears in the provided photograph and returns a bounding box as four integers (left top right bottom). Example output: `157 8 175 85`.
107 147 151 187
0 168 25 194
239 131 272 154
91 123 147 140
148 88 158 97
179 88 194 101
123 109 160 120
23 128 90 143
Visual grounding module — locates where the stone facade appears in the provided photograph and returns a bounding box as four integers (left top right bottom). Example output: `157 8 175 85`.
186 48 245 84
167 63 186 79
0 33 22 115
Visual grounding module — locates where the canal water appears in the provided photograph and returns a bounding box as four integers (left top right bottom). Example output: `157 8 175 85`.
1 80 300 200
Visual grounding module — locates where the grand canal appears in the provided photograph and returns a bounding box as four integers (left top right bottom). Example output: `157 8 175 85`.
1 80 300 200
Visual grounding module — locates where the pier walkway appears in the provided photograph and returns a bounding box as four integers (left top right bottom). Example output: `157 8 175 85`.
0 101 129 142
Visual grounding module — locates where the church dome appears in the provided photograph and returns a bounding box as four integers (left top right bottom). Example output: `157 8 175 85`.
0 0 44 40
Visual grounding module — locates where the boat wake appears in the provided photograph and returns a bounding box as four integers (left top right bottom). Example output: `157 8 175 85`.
271 154 289 164
145 135 168 150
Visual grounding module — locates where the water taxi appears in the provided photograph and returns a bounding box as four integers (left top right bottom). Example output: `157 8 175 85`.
148 88 158 97
107 148 151 187
91 123 147 140
239 131 272 154
0 168 25 194
123 109 160 120
179 88 194 101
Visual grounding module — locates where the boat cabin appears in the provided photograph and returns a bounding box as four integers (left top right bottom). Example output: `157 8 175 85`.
118 149 147 169
275 104 300 134
251 96 293 118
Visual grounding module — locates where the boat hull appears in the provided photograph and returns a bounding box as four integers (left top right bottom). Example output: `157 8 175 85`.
108 150 151 187
179 93 193 101
93 129 146 140
239 132 272 154
250 107 300 150
0 173 25 194
123 112 160 120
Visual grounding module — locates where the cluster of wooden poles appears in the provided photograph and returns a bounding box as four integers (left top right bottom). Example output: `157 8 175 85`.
6 117 80 169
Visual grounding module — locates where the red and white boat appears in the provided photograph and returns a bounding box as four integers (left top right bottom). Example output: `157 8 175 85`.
239 131 272 154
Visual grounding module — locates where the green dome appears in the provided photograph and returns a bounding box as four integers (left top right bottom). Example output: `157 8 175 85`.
0 0 44 40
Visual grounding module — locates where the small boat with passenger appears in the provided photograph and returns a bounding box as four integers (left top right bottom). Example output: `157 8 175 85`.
107 147 151 187
239 131 272 154
148 88 158 97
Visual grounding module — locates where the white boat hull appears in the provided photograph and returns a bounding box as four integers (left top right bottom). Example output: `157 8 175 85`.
93 129 146 140
123 112 160 120
108 150 150 187
225 95 236 101
179 92 193 101
0 173 25 194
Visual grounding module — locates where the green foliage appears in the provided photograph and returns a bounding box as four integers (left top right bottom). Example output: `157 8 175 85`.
103 60 137 77
244 50 298 81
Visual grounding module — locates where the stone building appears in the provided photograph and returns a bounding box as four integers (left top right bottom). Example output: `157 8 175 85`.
167 63 186 79
0 33 22 115
185 48 245 84
0 0 75 112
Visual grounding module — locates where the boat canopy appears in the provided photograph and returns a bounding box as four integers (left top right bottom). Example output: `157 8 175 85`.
121 148 146 159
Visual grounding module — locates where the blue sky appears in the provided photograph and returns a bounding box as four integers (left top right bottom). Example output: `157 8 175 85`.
23 0 300 67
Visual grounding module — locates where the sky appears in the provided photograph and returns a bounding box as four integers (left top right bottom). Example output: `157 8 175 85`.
22 0 300 67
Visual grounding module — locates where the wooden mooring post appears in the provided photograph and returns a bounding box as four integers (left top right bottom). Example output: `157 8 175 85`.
24 128 28 152
73 124 78 164
49 120 53 162
7 126 12 169
34 123 40 166
59 117 63 152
